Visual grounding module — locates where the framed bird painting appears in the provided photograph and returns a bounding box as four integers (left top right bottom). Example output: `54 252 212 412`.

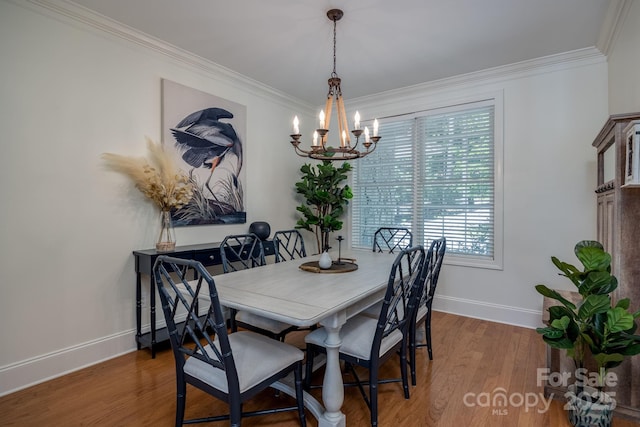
161 79 246 226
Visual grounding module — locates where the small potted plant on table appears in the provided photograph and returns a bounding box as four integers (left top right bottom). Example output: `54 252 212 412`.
535 240 640 427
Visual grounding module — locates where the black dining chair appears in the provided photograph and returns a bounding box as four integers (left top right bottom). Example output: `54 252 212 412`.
372 227 413 253
153 256 307 427
303 246 426 427
219 233 267 273
410 237 446 385
273 229 307 262
220 233 297 341
361 227 415 318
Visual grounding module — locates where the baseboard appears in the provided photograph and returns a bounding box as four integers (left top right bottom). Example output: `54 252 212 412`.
0 297 541 397
0 308 218 397
0 330 136 397
433 294 542 329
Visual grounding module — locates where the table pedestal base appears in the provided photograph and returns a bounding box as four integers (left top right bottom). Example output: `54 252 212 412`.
274 312 348 427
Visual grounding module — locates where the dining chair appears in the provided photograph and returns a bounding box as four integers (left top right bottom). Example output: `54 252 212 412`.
303 246 426 427
219 233 267 273
273 229 307 262
409 237 446 385
372 227 413 253
220 233 297 341
361 227 415 318
153 256 307 427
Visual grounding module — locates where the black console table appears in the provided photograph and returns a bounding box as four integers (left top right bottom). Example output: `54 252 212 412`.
133 240 275 357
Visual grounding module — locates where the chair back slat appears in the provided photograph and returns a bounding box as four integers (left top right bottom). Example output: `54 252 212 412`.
372 227 413 253
153 256 240 394
373 246 426 356
419 237 447 308
273 229 307 262
220 233 266 272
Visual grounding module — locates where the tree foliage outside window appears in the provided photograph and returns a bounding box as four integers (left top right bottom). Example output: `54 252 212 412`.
351 100 499 265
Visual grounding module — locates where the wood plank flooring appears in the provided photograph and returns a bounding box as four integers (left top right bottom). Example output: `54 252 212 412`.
1 312 639 426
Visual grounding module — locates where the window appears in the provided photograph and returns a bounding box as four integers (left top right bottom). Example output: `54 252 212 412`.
351 98 503 269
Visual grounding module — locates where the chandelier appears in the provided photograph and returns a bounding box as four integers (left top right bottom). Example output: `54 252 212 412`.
290 9 380 161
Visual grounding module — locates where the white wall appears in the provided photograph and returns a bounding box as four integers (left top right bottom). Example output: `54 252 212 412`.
0 0 313 395
607 0 640 114
348 50 608 328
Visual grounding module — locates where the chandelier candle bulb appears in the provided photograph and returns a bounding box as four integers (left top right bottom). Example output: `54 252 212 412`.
319 110 326 130
365 126 370 143
354 111 360 130
373 119 379 137
293 116 300 134
313 131 318 146
342 130 347 147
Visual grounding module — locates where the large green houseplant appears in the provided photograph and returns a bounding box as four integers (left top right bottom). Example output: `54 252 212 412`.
295 160 352 254
535 240 640 426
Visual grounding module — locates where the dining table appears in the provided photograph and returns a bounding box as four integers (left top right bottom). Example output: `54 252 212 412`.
211 248 396 427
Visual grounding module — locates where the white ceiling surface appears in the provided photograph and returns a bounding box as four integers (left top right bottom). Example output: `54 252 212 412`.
69 0 611 105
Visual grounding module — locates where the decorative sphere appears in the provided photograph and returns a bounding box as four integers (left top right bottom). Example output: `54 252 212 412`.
249 221 271 240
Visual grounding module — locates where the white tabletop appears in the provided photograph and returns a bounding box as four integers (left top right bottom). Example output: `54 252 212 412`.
212 249 396 327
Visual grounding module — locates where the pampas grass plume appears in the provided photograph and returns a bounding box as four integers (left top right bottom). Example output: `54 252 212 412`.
102 137 193 210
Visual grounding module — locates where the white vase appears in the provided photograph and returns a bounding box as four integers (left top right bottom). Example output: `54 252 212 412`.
318 251 332 269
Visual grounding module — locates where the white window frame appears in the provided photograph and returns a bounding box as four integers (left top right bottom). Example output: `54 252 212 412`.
350 94 503 270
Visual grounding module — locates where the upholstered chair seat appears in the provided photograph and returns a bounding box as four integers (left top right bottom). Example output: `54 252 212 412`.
184 331 303 393
304 315 403 361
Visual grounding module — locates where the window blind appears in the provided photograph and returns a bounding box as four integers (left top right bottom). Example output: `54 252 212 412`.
352 101 496 260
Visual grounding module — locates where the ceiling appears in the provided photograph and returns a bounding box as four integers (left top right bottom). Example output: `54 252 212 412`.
69 0 612 105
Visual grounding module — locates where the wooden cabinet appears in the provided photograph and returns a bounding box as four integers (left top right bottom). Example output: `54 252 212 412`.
596 191 615 253
545 113 640 421
592 112 640 422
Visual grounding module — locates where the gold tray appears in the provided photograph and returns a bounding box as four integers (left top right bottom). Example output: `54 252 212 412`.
299 260 358 274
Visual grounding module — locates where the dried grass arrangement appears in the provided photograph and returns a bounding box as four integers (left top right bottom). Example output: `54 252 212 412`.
102 138 194 211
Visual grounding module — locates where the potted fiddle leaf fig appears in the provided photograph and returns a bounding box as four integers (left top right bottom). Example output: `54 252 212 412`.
295 160 353 255
535 240 640 427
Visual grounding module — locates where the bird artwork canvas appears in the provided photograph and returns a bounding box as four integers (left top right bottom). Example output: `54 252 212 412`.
161 79 246 226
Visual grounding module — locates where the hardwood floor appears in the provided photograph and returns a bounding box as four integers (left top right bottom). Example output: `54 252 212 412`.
1 312 639 426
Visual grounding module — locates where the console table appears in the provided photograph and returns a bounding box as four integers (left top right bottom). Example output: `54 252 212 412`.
133 240 275 357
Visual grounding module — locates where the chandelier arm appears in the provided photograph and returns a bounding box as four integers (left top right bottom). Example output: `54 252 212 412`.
364 142 378 156
319 132 328 149
349 137 360 152
291 142 311 156
293 144 328 158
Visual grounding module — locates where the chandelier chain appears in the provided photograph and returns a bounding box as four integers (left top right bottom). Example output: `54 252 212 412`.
332 16 337 78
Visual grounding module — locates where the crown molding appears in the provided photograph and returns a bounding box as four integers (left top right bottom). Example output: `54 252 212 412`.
17 0 611 115
596 0 634 56
20 0 314 113
350 47 606 108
